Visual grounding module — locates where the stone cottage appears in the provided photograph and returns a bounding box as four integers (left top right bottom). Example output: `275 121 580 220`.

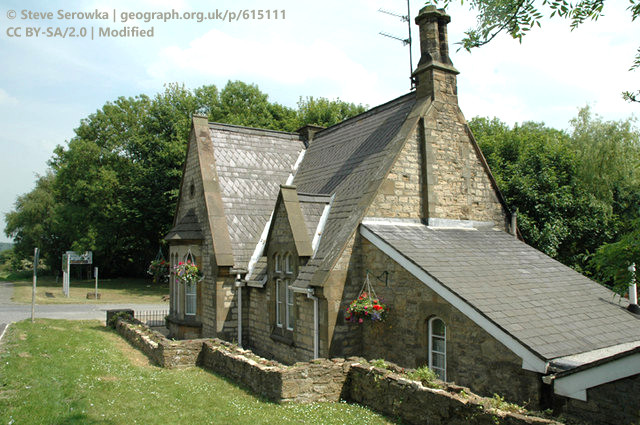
164 6 640 424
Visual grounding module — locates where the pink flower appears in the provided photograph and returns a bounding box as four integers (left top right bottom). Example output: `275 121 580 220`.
358 318 363 323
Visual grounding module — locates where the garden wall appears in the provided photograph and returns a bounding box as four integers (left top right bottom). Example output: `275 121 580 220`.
113 318 561 424
115 319 205 368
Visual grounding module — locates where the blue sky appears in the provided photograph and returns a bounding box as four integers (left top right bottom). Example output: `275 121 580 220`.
0 0 638 243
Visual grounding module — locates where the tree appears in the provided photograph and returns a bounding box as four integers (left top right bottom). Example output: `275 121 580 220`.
296 97 367 128
470 117 616 275
434 0 640 101
590 221 640 294
4 172 64 272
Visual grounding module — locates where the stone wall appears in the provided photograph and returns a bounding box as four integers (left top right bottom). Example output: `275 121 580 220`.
199 340 350 403
113 318 566 424
366 127 423 219
347 363 561 425
554 373 640 425
423 71 507 229
115 319 204 368
359 238 543 407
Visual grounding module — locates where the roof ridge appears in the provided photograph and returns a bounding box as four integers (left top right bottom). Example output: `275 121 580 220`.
208 121 301 137
313 92 415 139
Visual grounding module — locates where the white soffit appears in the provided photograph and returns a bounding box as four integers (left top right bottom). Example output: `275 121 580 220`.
553 351 640 401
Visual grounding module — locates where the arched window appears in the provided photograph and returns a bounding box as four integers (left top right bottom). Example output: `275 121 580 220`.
284 253 293 274
274 253 281 273
428 317 446 380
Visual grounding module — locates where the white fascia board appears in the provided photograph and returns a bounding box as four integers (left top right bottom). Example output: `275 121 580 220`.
311 195 334 256
553 352 640 401
247 210 274 277
285 150 306 185
360 225 548 374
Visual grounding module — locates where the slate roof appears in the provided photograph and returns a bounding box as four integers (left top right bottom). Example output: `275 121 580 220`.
298 193 332 243
362 221 640 360
291 92 417 288
165 208 204 241
209 123 305 269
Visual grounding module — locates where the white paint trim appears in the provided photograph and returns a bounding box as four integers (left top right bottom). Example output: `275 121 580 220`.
247 210 274 277
312 196 334 256
362 218 423 227
285 150 306 185
553 352 640 401
360 225 548 373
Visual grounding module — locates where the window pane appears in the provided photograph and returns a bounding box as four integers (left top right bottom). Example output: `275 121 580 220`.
432 337 445 353
433 367 445 380
432 318 445 336
276 280 282 326
432 352 445 369
186 282 196 315
275 254 281 272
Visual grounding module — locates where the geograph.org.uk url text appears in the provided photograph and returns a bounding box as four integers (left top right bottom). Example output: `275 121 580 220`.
11 9 286 23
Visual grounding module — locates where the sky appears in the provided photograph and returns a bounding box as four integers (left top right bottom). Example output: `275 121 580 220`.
0 0 638 243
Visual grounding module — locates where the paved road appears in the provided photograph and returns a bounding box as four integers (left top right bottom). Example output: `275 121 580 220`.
0 281 168 331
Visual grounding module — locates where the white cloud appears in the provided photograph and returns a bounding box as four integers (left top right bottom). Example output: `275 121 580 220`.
147 29 383 104
0 89 18 106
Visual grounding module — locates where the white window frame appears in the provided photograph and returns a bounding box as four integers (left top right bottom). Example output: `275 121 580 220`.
185 280 196 316
286 280 294 330
276 278 283 328
429 317 446 381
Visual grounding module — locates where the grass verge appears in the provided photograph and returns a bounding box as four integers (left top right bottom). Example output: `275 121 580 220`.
2 272 168 304
0 319 394 425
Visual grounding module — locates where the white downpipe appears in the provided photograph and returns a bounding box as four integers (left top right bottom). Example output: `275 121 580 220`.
307 288 319 359
629 263 637 304
236 273 243 347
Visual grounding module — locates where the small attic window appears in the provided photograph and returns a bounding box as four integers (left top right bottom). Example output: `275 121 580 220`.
189 181 195 198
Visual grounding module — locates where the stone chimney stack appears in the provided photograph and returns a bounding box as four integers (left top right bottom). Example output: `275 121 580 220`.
412 6 459 100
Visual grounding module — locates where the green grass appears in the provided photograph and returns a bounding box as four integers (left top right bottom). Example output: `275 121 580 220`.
1 271 168 304
0 320 394 425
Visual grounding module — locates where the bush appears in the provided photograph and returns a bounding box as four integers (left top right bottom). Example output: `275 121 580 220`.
406 366 441 389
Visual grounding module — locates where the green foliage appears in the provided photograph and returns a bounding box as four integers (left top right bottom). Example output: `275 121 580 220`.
590 221 640 294
486 393 524 414
406 366 441 388
5 81 365 277
107 311 134 328
296 97 367 128
470 109 640 284
433 0 639 100
370 359 389 369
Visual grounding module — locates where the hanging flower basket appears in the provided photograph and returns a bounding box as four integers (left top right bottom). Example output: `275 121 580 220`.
147 259 169 284
345 292 388 323
345 273 389 323
174 260 203 285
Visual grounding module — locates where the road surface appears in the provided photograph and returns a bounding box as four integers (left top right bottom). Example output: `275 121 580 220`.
0 281 168 339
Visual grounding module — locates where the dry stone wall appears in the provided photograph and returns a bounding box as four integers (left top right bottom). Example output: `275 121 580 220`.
115 319 204 368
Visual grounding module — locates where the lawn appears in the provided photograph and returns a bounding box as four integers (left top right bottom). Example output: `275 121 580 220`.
0 320 394 425
2 270 168 304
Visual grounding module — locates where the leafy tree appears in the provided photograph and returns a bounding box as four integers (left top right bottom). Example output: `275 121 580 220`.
433 0 640 101
4 172 64 272
590 221 640 294
296 97 367 128
470 117 616 274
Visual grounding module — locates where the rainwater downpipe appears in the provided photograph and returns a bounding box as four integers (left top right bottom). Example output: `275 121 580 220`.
235 273 245 347
307 288 319 359
628 263 640 314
